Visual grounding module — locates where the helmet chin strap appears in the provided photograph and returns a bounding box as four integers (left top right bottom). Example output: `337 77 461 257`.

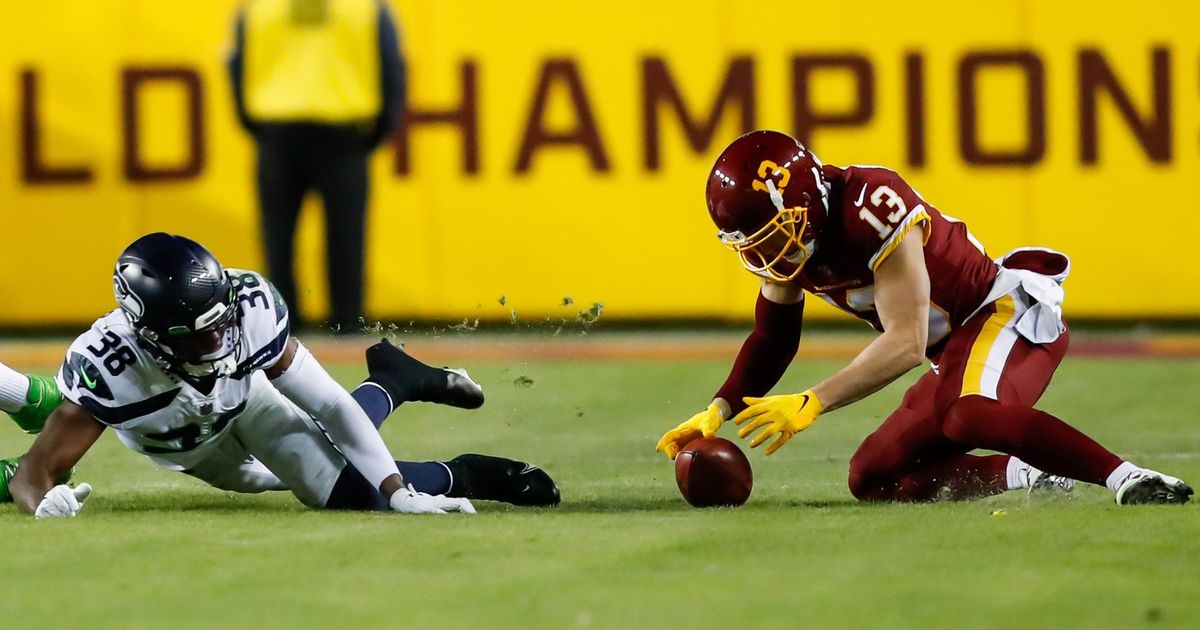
761 177 815 268
786 239 817 263
764 179 787 213
810 166 830 214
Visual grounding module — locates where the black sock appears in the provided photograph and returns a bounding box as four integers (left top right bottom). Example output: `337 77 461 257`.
364 341 445 404
324 465 390 511
351 382 395 429
396 460 452 495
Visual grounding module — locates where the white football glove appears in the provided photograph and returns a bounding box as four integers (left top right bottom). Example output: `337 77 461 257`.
35 483 93 519
389 484 476 514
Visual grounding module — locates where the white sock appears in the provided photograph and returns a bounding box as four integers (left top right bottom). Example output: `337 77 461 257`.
1105 461 1141 494
1006 456 1033 489
0 361 31 413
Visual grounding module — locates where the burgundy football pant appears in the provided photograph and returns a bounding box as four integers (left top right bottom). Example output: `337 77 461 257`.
847 296 1123 501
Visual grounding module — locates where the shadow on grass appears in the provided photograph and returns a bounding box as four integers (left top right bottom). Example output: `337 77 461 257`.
551 495 864 513
38 489 874 517
94 491 305 514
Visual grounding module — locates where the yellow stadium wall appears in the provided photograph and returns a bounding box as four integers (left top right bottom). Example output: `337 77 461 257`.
1 1 1198 326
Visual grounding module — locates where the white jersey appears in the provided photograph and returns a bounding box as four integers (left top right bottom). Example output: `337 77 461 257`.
55 269 291 469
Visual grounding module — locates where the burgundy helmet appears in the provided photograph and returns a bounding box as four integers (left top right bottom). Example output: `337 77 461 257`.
706 130 829 281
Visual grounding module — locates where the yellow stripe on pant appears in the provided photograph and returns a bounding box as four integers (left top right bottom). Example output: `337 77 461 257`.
961 295 1019 399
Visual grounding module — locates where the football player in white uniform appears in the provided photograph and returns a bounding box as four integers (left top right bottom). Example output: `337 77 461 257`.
9 233 559 517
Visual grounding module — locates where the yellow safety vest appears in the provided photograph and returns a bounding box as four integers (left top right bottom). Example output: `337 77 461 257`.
243 0 381 123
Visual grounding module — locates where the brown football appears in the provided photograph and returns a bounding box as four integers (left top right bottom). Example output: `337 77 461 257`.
675 437 753 507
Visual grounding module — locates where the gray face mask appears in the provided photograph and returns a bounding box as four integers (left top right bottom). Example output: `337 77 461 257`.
177 326 241 377
135 318 242 379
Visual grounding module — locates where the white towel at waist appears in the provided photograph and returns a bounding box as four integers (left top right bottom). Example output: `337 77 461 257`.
969 247 1071 344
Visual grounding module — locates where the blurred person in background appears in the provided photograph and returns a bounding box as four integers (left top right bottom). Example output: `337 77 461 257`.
228 0 404 334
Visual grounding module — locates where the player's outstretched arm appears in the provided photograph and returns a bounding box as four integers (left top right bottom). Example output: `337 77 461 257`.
10 400 104 516
656 281 805 459
734 232 931 455
812 227 930 412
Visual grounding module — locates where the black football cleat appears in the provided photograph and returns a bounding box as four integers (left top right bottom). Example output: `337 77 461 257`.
1115 470 1194 505
365 338 484 409
446 454 561 507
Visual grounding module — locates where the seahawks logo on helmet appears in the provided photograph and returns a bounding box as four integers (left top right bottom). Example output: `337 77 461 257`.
113 271 145 323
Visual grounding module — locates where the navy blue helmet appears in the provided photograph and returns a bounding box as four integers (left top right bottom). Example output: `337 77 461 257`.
113 233 240 376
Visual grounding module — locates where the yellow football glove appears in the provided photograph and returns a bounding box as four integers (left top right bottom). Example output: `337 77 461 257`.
655 402 725 460
733 390 823 456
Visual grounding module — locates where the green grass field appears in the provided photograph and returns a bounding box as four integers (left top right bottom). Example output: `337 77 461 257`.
2 343 1198 629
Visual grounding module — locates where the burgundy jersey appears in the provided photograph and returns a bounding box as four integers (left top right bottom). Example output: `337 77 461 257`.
783 165 998 353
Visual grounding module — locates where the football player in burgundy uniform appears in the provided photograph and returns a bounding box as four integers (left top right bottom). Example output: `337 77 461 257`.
10 233 559 517
657 130 1191 505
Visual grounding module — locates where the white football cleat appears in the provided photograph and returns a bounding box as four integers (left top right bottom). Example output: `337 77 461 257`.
1115 469 1193 505
1027 470 1075 497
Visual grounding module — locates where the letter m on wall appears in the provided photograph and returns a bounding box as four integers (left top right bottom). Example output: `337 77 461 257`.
641 56 756 170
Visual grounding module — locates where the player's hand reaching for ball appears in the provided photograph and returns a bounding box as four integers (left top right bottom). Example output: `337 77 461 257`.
656 402 726 460
733 391 823 456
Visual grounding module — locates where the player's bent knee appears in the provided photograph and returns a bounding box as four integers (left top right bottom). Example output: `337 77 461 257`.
847 471 881 501
847 465 903 502
205 473 283 495
942 395 996 445
185 464 287 496
848 446 895 502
